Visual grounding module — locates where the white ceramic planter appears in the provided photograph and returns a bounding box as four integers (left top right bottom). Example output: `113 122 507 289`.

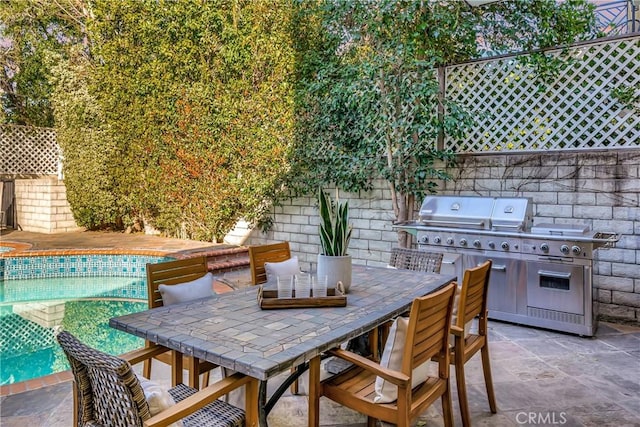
317 254 352 293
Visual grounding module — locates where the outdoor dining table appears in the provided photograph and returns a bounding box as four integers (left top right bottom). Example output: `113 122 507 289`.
109 264 455 427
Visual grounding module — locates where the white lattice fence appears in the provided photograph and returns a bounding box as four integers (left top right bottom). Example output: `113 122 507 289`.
445 35 640 152
0 125 58 175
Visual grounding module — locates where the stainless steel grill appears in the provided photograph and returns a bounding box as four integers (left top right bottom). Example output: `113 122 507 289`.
396 195 619 336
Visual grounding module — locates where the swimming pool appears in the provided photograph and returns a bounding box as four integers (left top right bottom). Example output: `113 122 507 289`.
0 253 170 385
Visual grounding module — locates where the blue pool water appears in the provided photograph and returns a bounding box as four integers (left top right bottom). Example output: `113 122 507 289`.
0 254 168 385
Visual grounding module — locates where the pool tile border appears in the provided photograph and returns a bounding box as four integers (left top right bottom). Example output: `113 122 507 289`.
0 250 175 281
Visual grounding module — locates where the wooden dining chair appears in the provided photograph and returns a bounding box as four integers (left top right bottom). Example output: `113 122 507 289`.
57 330 258 427
248 241 306 395
451 259 497 426
389 247 444 274
374 247 444 358
248 241 292 285
145 256 218 389
330 248 443 372
320 282 457 427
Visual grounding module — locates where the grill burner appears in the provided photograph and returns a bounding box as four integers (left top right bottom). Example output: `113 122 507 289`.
396 195 619 336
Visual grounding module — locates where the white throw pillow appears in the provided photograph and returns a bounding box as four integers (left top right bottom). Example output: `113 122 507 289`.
136 375 183 427
264 256 300 282
374 316 439 403
158 272 215 306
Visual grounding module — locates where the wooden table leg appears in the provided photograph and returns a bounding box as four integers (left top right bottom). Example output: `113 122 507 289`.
171 350 183 387
308 355 321 427
188 356 199 389
245 377 259 427
368 327 380 362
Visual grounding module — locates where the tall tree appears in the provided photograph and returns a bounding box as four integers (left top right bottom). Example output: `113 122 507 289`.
289 0 598 247
59 0 296 240
0 0 88 126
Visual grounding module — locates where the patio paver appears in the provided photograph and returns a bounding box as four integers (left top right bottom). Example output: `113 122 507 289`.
1 320 638 426
1 230 639 426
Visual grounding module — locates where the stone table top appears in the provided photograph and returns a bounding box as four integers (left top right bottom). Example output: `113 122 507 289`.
110 265 455 381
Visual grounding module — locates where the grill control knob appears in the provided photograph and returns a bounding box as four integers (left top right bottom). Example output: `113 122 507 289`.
540 243 549 253
488 241 495 249
560 244 570 255
473 239 481 248
446 237 454 245
433 236 441 244
459 238 467 247
501 241 510 250
419 235 429 244
572 245 582 255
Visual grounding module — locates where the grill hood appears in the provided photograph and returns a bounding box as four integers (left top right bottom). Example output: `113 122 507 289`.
418 195 533 232
491 198 533 232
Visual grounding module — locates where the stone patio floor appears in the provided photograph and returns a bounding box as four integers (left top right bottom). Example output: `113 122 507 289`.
1 230 639 426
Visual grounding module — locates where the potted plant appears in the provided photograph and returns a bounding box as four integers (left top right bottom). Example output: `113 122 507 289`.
317 188 353 292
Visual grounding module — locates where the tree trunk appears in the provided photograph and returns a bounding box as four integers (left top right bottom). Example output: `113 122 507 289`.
395 190 415 249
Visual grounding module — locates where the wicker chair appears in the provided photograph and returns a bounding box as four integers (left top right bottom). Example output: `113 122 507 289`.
57 330 258 427
389 247 443 274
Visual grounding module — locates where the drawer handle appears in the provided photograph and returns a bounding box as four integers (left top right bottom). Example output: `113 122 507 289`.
538 270 571 279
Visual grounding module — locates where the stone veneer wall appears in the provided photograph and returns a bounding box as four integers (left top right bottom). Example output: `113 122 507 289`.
244 148 640 324
14 177 83 233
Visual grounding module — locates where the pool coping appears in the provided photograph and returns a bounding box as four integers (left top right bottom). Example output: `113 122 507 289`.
0 371 73 397
0 241 32 254
0 245 172 258
0 243 244 396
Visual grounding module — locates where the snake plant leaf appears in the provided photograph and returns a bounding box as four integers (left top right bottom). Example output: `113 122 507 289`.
318 188 352 256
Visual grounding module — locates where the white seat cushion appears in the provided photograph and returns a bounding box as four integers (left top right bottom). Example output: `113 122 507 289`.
136 375 183 427
264 256 300 283
374 316 439 403
159 272 215 306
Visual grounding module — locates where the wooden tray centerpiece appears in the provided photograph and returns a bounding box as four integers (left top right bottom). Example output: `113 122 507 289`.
258 285 347 309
